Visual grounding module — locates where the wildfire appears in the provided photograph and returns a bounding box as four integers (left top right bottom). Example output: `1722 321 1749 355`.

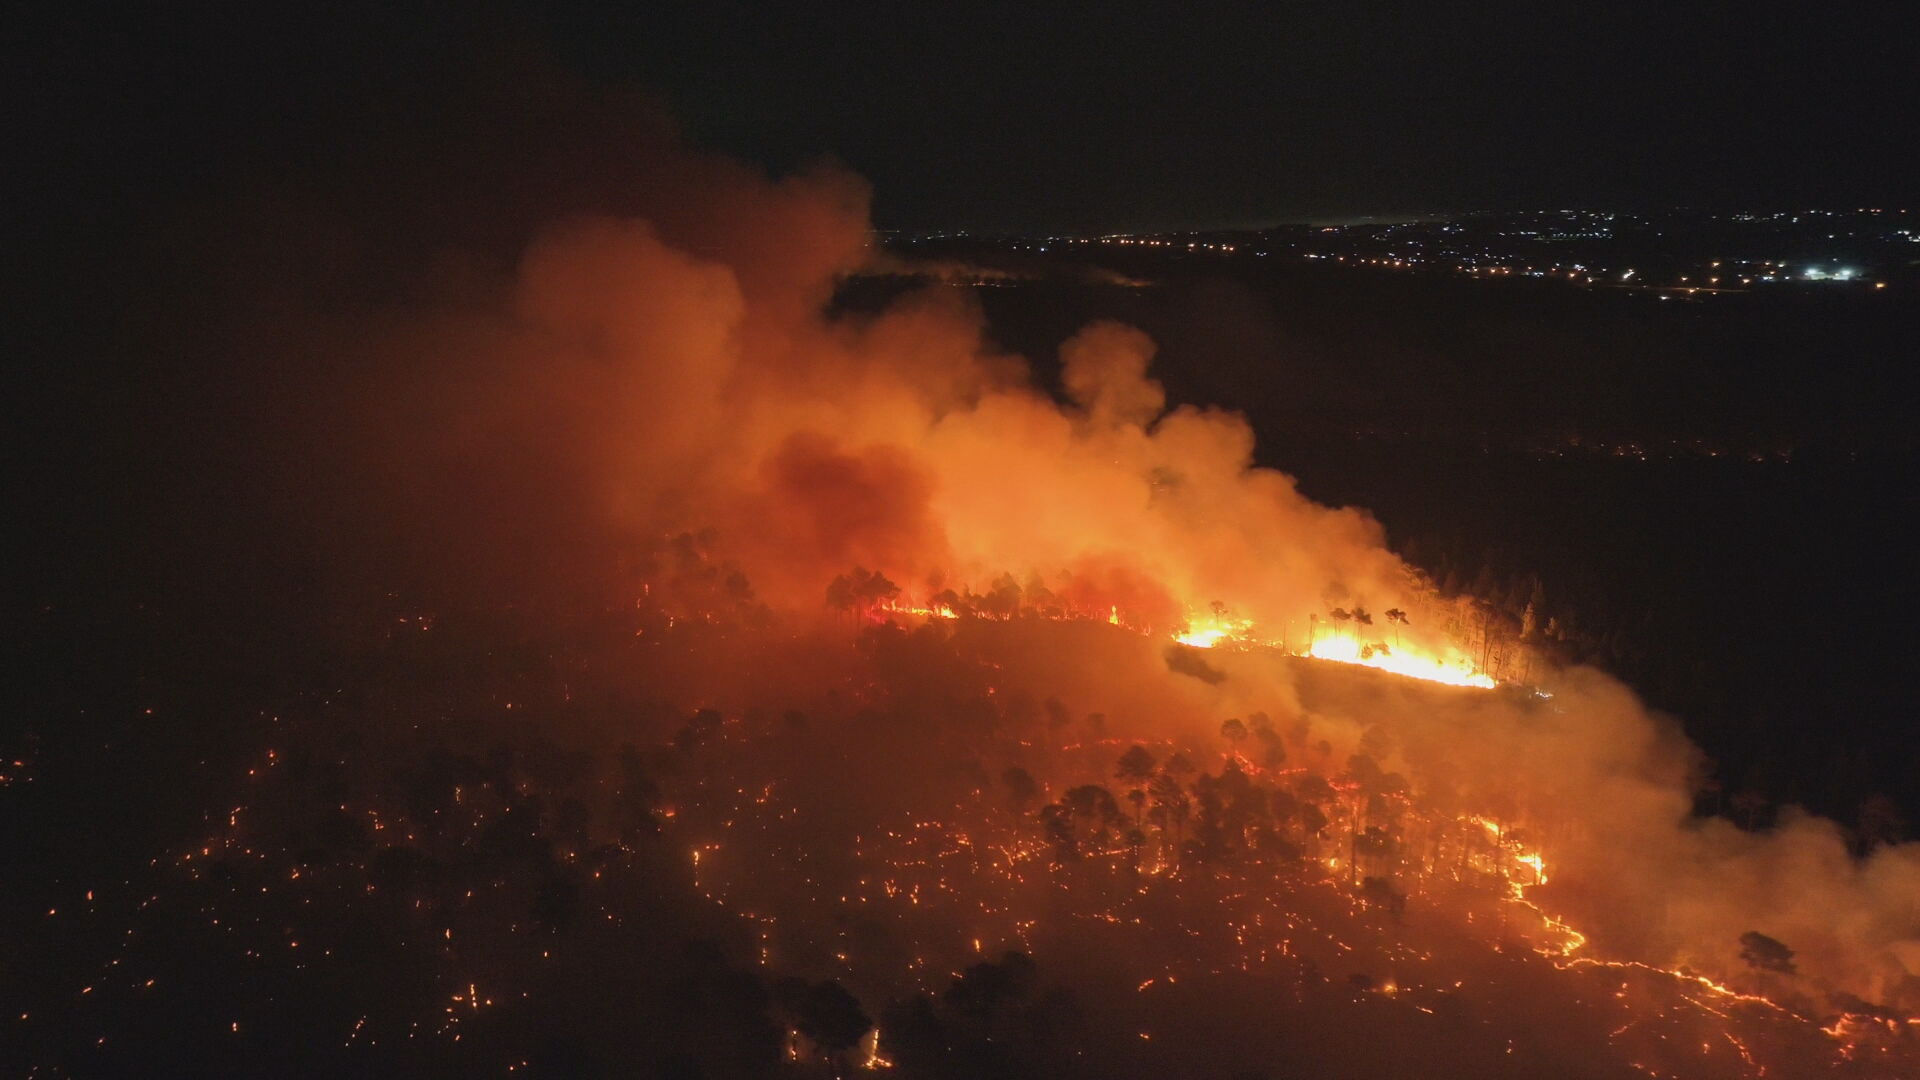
1305 635 1496 688
1172 612 1254 649
85 603 1913 1080
1175 610 1497 689
873 597 1501 691
877 600 959 620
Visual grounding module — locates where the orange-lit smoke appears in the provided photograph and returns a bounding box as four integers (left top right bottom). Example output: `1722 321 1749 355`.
484 178 1462 666
311 121 1915 1015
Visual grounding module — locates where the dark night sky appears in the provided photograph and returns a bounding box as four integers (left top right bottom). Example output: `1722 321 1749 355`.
15 2 1919 236
552 2 1916 230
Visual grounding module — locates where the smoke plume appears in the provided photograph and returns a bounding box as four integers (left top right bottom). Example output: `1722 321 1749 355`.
241 96 1917 1019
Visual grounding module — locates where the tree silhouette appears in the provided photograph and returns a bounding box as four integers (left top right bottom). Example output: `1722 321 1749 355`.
1025 576 1061 617
888 952 1079 1077
878 996 948 1075
1039 803 1079 862
776 978 872 1073
1147 772 1191 849
825 567 899 614
1360 875 1406 917
1295 773 1336 803
1187 776 1228 864
1255 727 1287 770
1297 800 1329 838
983 573 1023 618
945 950 1039 1022
1344 753 1386 793
1116 745 1157 782
1739 931 1796 975
1062 784 1121 838
1043 697 1072 732
1001 766 1039 814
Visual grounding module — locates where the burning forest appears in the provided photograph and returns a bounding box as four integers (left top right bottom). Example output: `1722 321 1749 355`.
9 89 1919 1080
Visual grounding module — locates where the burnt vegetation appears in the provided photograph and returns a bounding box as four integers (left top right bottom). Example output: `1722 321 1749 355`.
10 584 1915 1079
